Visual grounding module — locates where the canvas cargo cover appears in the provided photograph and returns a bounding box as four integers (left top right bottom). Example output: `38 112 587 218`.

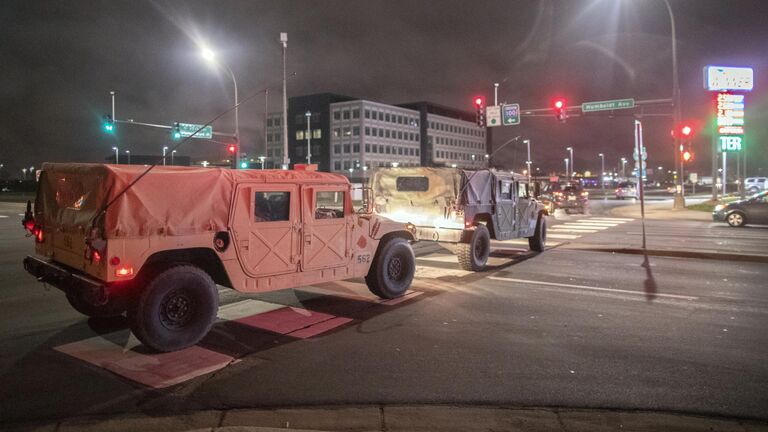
37 163 347 238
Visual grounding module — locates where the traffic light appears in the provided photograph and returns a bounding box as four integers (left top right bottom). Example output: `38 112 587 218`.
227 144 238 169
681 125 692 138
553 98 567 122
102 114 114 133
682 149 693 162
172 122 181 140
474 96 486 127
227 144 237 155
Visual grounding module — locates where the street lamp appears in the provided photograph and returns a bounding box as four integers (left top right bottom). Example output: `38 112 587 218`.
305 110 312 164
125 150 131 165
112 147 119 164
163 146 168 166
200 44 240 168
564 158 569 179
21 168 27 180
171 150 177 165
258 156 266 169
599 153 605 193
621 157 627 177
566 147 574 180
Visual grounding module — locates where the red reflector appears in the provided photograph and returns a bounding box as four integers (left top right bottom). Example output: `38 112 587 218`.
34 227 43 243
115 266 133 277
92 250 101 263
109 256 121 266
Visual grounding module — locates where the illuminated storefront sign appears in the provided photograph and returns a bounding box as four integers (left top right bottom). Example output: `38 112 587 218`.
716 92 744 152
704 66 754 92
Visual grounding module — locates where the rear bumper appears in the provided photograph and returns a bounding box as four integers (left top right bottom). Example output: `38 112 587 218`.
555 199 587 209
23 255 108 302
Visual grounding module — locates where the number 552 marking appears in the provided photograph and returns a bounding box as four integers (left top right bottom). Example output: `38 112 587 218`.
357 254 371 264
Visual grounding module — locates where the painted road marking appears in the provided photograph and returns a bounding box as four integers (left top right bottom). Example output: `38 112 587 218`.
0 215 9 218
217 299 284 321
564 222 618 227
236 307 352 339
418 254 462 263
549 227 599 233
488 276 699 301
587 217 634 222
55 335 235 389
547 233 582 239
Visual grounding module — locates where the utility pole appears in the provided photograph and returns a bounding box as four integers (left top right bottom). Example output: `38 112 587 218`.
264 89 268 163
305 110 312 164
599 153 605 195
524 139 532 184
280 32 289 169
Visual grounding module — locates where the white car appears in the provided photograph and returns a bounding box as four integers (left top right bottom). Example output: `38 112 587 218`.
615 182 637 199
745 177 768 194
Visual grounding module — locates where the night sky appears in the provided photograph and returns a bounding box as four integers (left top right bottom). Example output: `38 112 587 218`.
2 0 767 178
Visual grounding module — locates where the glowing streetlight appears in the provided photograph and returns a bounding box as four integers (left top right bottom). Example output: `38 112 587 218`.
112 147 119 164
200 44 240 168
163 146 169 166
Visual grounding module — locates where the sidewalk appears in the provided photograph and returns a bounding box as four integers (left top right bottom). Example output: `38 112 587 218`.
5 405 766 431
610 201 712 221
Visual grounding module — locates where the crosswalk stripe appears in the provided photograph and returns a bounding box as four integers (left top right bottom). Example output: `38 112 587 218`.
588 217 634 222
549 228 599 233
547 233 582 239
217 299 284 321
562 223 613 228
0 215 8 218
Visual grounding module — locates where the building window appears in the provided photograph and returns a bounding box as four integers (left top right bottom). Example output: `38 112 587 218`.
378 128 384 137
377 111 384 121
296 130 304 140
397 147 403 155
353 143 360 153
379 145 384 153
416 149 420 156
313 129 322 139
343 144 351 153
372 145 378 153
364 109 371 119
334 161 341 171
334 144 341 154
386 146 392 154
385 129 391 139
365 144 371 152
274 118 281 126
416 134 420 141
352 126 360 136
333 128 340 138
343 110 350 120
333 111 341 120
343 160 351 170
343 127 351 136
385 113 390 122
365 127 371 136
267 119 273 127
352 109 360 119
397 131 403 140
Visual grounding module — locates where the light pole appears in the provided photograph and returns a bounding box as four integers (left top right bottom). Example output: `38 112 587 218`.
112 147 119 164
566 147 574 180
524 139 532 183
599 153 605 193
258 156 266 169
660 0 684 208
280 32 289 169
305 110 312 164
171 150 177 165
564 158 569 179
163 146 168 166
201 45 240 169
125 150 131 165
621 157 627 177
21 168 27 180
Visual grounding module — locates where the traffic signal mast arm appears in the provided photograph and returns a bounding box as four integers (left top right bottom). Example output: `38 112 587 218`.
514 98 673 117
111 118 234 138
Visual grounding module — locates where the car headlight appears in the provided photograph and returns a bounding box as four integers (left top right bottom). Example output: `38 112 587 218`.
714 204 725 212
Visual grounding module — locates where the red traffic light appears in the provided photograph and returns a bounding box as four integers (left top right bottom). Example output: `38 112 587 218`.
227 144 237 154
681 125 692 137
474 97 485 107
553 98 565 109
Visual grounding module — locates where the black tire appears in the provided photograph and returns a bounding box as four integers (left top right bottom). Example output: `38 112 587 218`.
726 211 746 227
129 265 218 352
528 214 547 252
66 292 126 319
457 224 490 271
365 237 415 299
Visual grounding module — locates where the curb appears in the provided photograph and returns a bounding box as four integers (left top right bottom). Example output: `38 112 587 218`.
3 405 766 432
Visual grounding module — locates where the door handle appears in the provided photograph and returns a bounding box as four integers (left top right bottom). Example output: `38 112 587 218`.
304 234 312 244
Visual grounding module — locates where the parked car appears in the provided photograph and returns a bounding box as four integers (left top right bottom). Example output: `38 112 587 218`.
615 181 638 199
744 177 768 194
712 191 768 227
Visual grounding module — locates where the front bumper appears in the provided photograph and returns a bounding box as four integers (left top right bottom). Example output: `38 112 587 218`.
413 226 465 243
23 255 108 303
712 210 727 222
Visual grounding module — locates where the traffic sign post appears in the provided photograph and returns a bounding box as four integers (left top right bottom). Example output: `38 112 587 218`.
501 104 520 125
582 98 635 113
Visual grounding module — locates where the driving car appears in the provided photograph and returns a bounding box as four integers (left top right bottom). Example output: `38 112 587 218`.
712 190 768 227
540 182 588 214
615 181 638 199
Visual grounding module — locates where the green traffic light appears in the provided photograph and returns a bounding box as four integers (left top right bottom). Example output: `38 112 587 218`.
102 114 114 133
240 161 248 169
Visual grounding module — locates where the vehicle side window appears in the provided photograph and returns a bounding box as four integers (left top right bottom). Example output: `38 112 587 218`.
254 191 290 222
315 191 345 219
518 182 529 198
499 180 512 200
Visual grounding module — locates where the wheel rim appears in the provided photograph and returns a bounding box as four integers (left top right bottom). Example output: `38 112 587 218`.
388 255 404 281
728 213 743 226
160 289 194 330
474 235 488 260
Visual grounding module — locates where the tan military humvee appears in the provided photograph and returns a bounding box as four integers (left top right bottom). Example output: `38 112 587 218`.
23 163 417 352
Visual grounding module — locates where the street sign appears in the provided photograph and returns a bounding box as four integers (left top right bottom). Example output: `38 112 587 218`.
501 104 520 126
486 106 501 127
581 98 635 113
178 123 213 139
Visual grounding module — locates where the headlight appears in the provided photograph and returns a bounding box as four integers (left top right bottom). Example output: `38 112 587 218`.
714 204 725 212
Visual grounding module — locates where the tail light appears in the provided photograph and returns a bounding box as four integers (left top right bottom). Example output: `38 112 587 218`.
33 225 44 243
115 266 134 277
84 226 106 265
581 191 589 197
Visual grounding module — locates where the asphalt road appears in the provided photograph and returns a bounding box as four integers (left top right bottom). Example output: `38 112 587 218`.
1 200 767 425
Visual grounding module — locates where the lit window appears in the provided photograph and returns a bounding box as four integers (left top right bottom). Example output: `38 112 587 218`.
343 127 351 136
333 128 340 138
296 130 304 140
313 129 322 139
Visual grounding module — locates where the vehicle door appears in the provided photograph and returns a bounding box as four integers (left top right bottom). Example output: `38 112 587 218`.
745 193 768 223
230 184 300 277
494 179 515 240
515 181 537 237
301 184 351 270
